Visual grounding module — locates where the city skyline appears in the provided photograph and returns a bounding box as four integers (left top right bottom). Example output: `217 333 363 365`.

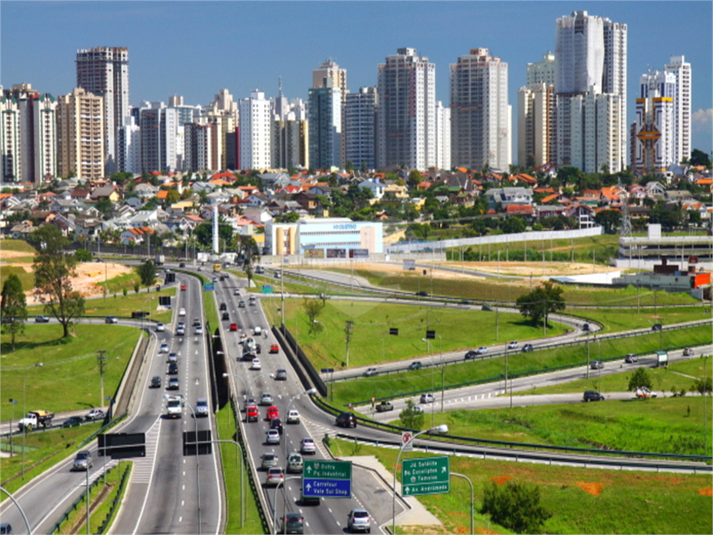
1 1 711 162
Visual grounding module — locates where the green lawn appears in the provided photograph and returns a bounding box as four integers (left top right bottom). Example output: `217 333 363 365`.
328 439 712 535
572 305 711 332
1 323 141 413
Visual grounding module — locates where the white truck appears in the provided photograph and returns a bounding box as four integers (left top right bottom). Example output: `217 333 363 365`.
18 410 55 430
656 350 669 368
155 254 165 266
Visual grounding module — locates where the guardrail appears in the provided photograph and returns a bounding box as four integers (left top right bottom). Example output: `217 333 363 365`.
96 463 131 534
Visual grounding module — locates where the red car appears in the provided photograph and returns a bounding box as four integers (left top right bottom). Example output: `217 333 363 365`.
229 323 238 332
180 284 187 291
269 344 279 354
266 406 279 420
246 406 258 422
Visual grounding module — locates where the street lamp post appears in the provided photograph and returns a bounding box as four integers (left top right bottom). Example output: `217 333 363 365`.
8 399 17 456
0 486 33 535
97 350 107 410
142 296 154 332
272 476 301 535
392 425 449 535
22 362 43 481
451 472 474 535
184 399 202 535
421 338 434 427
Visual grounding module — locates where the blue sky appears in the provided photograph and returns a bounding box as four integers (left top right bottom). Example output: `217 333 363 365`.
2 1 711 161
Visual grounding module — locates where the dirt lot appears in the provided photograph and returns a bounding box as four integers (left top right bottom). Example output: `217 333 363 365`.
0 249 133 304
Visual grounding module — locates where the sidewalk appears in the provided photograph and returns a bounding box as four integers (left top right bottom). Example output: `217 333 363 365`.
337 454 443 528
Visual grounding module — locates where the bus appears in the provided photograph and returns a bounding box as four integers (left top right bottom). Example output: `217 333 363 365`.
213 263 221 272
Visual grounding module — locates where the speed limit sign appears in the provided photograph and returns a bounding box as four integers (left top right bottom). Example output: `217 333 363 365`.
401 431 414 451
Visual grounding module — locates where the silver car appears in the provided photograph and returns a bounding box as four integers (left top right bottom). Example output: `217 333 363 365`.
72 450 93 471
287 452 304 473
195 398 209 417
261 453 278 470
347 509 371 533
265 429 280 445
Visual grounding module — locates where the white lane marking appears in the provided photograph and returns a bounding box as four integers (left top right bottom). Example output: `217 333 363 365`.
130 416 165 535
179 516 182 523
183 485 185 491
183 471 186 476
182 500 185 506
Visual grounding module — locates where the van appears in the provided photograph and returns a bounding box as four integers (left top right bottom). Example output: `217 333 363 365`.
300 488 320 505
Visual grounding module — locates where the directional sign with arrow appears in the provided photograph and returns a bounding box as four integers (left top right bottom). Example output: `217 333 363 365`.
302 459 352 499
402 456 450 496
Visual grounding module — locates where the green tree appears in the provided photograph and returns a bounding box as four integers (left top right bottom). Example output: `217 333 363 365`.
481 480 551 534
688 148 712 168
501 216 526 234
194 221 233 249
691 376 712 395
398 399 424 430
627 367 653 392
236 236 260 287
407 170 422 189
303 299 325 336
74 249 93 262
165 189 181 205
515 281 565 327
31 225 85 338
1 273 27 351
95 198 114 217
135 259 156 289
595 209 621 234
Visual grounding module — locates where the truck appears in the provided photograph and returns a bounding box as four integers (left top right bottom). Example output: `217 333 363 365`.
213 263 221 273
18 410 55 430
655 350 668 368
155 254 165 266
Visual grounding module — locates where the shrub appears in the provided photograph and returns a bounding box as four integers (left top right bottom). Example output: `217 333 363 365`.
481 480 552 534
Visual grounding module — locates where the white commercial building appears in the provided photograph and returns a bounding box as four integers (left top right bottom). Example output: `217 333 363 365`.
450 48 510 172
239 90 272 170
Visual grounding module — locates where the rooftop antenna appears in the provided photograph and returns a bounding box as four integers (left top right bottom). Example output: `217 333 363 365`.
278 76 283 99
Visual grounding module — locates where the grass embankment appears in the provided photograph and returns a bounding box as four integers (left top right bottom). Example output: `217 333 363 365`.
263 299 566 370
0 238 40 289
329 325 713 407
328 439 713 535
1 323 140 412
0 423 103 497
572 306 711 331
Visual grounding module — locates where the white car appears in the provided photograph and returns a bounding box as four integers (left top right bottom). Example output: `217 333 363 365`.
300 437 316 454
507 341 519 350
420 393 435 404
475 346 488 355
194 325 204 335
250 358 262 370
265 429 280 445
195 398 209 417
166 398 182 418
176 326 185 336
287 410 300 424
178 307 186 316
155 322 165 332
159 343 169 353
260 392 273 405
287 452 304 473
253 326 262 336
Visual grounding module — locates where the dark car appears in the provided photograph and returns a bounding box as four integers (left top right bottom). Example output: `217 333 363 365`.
222 312 230 321
0 523 12 535
270 417 284 435
521 344 534 353
583 390 605 402
282 513 304 534
150 376 161 388
415 291 428 297
336 412 357 428
407 361 423 371
219 303 227 311
62 416 82 428
168 362 178 375
464 350 478 360
582 322 590 332
652 323 663 331
179 262 186 268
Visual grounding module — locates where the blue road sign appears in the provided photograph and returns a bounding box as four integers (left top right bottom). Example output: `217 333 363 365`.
321 368 335 374
302 478 351 498
203 283 215 291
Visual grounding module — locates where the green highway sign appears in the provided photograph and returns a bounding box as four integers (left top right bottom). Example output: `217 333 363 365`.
401 456 450 496
303 459 351 480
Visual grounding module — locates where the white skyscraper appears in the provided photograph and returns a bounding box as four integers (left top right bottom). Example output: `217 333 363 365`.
117 115 141 175
435 101 451 171
239 90 272 170
665 55 692 164
345 87 377 171
450 48 510 172
377 48 436 171
634 70 675 172
139 101 180 173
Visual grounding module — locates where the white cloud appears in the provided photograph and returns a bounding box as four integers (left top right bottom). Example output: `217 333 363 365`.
692 108 713 131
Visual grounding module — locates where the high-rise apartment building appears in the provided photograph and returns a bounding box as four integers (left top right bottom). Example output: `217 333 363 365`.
56 88 104 180
139 101 180 173
308 81 342 170
33 94 58 182
554 11 627 173
665 55 692 164
313 60 348 168
450 48 510 172
527 51 556 87
518 82 556 168
272 98 308 170
435 100 451 171
377 48 436 171
239 90 272 170
76 47 130 175
345 87 377 171
633 70 675 172
117 116 140 175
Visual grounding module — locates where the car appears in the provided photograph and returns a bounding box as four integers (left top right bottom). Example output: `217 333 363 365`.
229 323 238 332
420 393 435 404
194 325 204 335
265 466 285 486
265 429 281 445
249 295 257 303
220 275 226 281
168 352 178 363
481 304 493 311
222 312 230 321
636 386 657 399
507 341 519 350
287 452 304 473
219 303 227 311
347 508 372 533
253 326 262 336
159 343 169 353
269 344 279 354
475 346 488 355
85 408 105 421
300 437 316 454
363 367 379 377
376 401 393 412
155 322 165 332
180 284 187 291
179 262 185 268
212 277 218 283
411 405 424 414
582 322 591 332
167 377 179 390
168 362 178 374
251 358 262 370
683 348 694 356
652 323 663 331
34 315 50 323
625 353 638 363
274 272 281 279
275 369 287 381
234 289 240 296
591 360 604 370
72 450 93 471
175 326 185 336
238 300 246 308
260 392 273 405
464 350 478 360
193 318 201 327
336 412 357 428
261 452 278 470
287 409 300 424
166 398 182 418
0 523 12 535
270 418 284 435
195 398 209 417
266 406 279 420
256 343 262 354
521 343 534 353
105 316 118 324
583 390 605 402
407 361 423 371
177 321 185 329
179 307 186 316
246 406 259 422
150 376 161 388
62 416 83 428
415 291 428 297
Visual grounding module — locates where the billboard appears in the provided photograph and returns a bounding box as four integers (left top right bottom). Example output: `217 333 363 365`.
305 249 325 259
326 248 347 259
349 248 369 259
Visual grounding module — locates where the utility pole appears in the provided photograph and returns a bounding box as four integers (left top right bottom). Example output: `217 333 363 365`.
344 321 354 368
97 350 107 408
